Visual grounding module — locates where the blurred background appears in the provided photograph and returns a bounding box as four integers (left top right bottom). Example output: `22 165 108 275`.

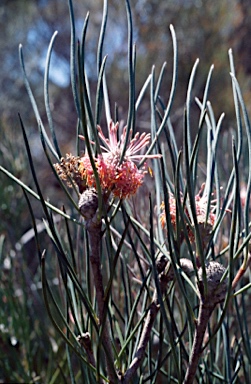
1 0 251 381
2 0 251 243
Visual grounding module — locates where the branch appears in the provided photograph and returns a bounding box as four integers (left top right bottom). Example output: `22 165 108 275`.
77 332 105 384
79 189 118 383
122 255 171 383
183 301 214 384
183 261 228 384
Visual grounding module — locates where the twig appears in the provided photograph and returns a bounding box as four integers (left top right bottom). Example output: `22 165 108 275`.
183 301 214 384
122 256 171 383
80 188 118 383
183 261 228 384
231 253 251 290
86 217 118 384
77 332 105 384
122 256 194 383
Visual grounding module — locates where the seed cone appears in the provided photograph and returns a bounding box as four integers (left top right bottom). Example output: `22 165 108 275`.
156 254 168 274
78 188 98 220
198 261 228 305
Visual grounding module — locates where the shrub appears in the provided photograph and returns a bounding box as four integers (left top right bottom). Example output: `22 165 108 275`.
1 1 251 383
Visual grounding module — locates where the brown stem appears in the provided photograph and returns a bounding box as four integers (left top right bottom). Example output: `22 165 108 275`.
122 299 159 383
87 218 118 384
232 254 251 290
122 265 170 384
231 266 246 290
87 220 106 320
122 257 194 383
77 332 105 384
183 261 228 383
183 301 214 384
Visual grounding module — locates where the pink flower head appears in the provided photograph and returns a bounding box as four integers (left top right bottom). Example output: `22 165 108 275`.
194 185 216 227
160 184 216 245
187 184 216 244
79 121 160 199
160 193 177 229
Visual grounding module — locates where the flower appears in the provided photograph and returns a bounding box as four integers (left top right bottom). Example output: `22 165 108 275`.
160 192 177 230
79 121 160 199
188 186 216 244
160 184 216 245
195 184 216 223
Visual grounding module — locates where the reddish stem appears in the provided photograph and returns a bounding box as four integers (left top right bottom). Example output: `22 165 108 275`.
122 268 170 383
183 301 214 384
87 219 118 383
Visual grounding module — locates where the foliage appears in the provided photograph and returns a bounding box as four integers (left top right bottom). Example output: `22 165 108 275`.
1 0 251 383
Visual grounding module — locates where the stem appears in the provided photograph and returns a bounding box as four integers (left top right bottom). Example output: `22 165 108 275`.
232 254 251 290
122 268 170 383
183 300 214 384
122 299 159 383
77 333 105 384
86 218 118 384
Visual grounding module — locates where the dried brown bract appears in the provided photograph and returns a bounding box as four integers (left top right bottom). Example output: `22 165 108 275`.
54 153 87 193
